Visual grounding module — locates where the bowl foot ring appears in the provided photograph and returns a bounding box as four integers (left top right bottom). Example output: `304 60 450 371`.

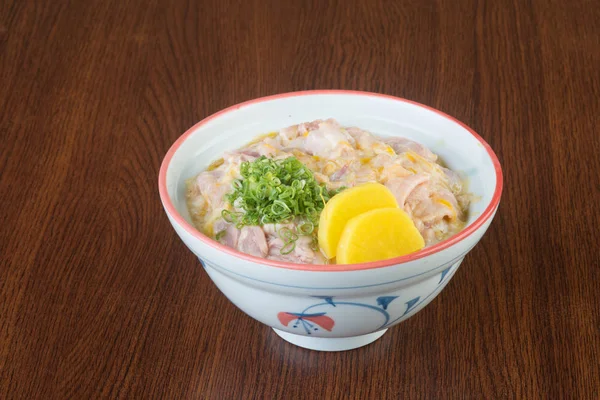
272 328 387 351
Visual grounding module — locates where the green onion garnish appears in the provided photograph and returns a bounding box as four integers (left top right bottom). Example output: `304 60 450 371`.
222 156 348 255
280 241 296 255
297 221 314 236
278 227 299 242
225 156 339 228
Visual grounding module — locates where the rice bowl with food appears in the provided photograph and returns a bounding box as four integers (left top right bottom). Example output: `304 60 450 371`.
158 91 502 351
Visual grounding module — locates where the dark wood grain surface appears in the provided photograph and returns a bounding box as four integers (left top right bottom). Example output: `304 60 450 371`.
1 0 599 398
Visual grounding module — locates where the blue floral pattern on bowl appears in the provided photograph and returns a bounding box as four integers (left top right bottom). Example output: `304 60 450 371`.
277 263 456 334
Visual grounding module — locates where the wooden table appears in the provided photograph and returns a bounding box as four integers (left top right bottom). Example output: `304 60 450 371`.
2 0 598 398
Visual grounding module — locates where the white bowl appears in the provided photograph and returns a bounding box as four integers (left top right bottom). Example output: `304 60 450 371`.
159 90 503 351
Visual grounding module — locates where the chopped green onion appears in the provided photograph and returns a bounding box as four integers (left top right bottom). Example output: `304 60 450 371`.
222 210 234 223
215 230 226 241
222 209 242 224
278 227 298 242
271 200 291 215
224 156 340 228
280 241 296 255
297 221 314 236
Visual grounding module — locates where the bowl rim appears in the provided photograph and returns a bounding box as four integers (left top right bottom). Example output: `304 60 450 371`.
158 90 503 272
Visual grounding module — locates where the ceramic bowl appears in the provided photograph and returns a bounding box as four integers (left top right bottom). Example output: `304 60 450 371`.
158 90 503 351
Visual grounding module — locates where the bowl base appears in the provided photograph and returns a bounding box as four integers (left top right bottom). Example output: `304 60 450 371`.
272 328 387 351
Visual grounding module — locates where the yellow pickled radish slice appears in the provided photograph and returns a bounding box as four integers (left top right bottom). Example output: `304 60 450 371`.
336 208 425 264
318 182 399 259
